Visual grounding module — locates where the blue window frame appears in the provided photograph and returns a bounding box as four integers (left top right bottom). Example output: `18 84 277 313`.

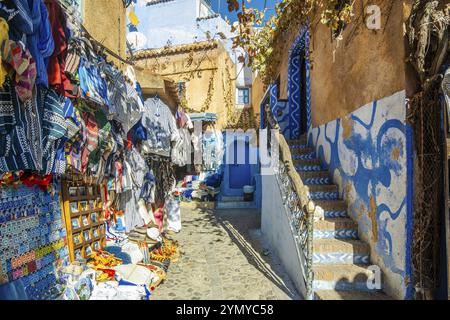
237 88 250 105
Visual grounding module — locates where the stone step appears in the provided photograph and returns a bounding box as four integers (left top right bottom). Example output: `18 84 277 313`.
309 192 340 201
314 218 358 239
308 185 339 192
290 147 314 155
288 137 307 145
216 201 257 210
307 185 340 201
313 264 382 292
313 200 348 212
292 152 316 161
289 144 309 150
299 171 332 185
314 290 391 300
296 164 323 172
313 239 370 265
293 158 322 167
324 210 349 219
221 196 244 202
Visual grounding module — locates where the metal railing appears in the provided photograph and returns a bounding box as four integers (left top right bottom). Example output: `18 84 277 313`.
262 100 315 300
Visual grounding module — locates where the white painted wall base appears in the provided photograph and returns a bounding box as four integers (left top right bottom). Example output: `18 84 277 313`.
261 172 307 299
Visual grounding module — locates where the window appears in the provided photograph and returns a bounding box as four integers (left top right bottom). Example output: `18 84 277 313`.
237 88 250 105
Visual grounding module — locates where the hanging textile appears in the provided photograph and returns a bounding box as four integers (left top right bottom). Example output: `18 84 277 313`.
146 154 175 205
165 198 181 233
44 0 70 96
38 86 66 174
0 78 41 172
141 97 180 158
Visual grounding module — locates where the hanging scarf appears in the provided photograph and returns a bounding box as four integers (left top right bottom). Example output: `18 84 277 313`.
15 0 55 88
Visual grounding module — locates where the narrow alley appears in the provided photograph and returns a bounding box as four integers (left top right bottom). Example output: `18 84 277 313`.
151 205 300 300
0 0 449 304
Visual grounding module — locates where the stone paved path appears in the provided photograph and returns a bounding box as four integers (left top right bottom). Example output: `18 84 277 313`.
151 204 301 300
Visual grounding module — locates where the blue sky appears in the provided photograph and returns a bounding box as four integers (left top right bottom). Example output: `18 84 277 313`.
212 0 279 22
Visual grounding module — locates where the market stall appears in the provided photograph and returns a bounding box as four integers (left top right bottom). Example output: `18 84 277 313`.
0 0 186 300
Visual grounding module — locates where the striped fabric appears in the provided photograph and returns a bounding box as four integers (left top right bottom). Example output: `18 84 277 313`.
38 87 67 174
80 112 98 173
0 78 40 172
101 62 126 119
78 57 109 107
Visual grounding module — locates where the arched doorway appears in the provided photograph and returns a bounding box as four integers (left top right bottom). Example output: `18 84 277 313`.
288 26 311 140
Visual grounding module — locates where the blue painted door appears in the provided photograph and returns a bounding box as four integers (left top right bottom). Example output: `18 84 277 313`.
229 140 251 189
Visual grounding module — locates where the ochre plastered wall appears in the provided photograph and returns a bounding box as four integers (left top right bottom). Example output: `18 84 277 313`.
135 43 236 129
267 0 407 128
82 0 127 68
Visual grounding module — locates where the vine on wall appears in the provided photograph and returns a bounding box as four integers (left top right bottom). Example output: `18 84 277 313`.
226 0 356 83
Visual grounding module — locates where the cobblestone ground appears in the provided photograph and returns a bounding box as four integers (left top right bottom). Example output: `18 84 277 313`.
151 205 301 300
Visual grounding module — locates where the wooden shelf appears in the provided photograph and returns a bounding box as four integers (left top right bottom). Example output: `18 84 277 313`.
61 178 107 262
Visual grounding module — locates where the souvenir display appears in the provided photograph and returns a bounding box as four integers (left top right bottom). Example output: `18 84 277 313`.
62 178 106 261
0 184 68 300
0 0 194 301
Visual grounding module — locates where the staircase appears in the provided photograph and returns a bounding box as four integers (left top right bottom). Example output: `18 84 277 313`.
288 137 391 300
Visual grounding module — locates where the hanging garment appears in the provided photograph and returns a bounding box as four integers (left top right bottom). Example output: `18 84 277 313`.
202 129 224 171
113 82 143 136
141 97 180 157
8 0 55 87
171 112 193 167
80 112 98 173
146 154 175 205
78 57 109 107
165 198 181 233
45 0 71 96
53 98 80 174
88 110 111 177
121 148 149 233
1 39 37 102
0 78 41 172
139 171 156 204
38 86 67 174
100 61 126 120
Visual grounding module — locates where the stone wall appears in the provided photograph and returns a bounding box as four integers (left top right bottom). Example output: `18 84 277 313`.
261 0 410 128
134 43 236 129
82 0 127 68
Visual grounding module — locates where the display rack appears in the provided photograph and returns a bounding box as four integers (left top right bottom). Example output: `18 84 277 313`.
61 175 107 262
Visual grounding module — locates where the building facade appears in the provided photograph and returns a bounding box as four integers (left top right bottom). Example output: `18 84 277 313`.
257 0 449 300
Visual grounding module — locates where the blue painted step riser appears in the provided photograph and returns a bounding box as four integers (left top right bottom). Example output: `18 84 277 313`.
314 230 359 240
313 281 383 292
296 166 323 172
293 153 316 160
309 192 340 200
324 211 349 218
313 254 370 265
304 178 332 185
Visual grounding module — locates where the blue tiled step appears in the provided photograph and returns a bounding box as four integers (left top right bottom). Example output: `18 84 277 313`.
313 264 383 292
307 185 340 201
299 171 331 185
289 144 309 149
313 239 370 265
324 210 349 219
296 165 323 172
292 152 316 160
304 177 332 185
314 218 359 240
309 192 340 200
